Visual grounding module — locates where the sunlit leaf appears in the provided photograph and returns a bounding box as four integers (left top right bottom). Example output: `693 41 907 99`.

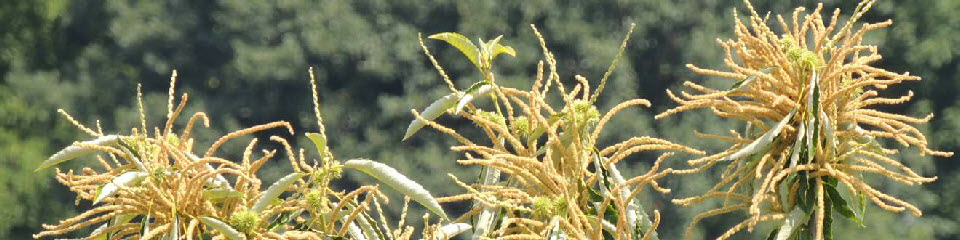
720 109 797 162
548 220 566 240
252 172 305 213
343 159 447 220
94 171 148 204
773 208 810 240
167 215 179 240
199 216 245 240
605 155 658 240
454 83 492 115
203 188 243 201
36 135 119 171
353 211 381 240
483 35 516 60
436 223 471 240
429 32 480 70
471 166 501 240
403 93 458 141
306 132 327 159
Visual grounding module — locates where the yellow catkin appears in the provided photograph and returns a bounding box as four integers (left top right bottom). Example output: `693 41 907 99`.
204 121 293 157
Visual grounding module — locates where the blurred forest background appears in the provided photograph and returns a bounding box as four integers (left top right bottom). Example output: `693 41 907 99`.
2 0 958 239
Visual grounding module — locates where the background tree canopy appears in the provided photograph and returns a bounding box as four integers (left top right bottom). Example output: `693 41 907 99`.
2 0 957 239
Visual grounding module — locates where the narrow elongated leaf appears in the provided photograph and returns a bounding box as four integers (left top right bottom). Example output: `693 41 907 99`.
774 208 811 240
186 152 231 188
788 123 806 168
36 135 120 171
203 188 243 201
821 110 835 155
429 32 480 70
435 223 472 240
605 155 658 240
805 73 820 163
252 173 305 213
95 171 148 204
93 214 144 239
455 83 493 114
141 214 151 239
344 159 448 220
353 210 381 240
471 166 501 240
91 223 109 240
306 132 327 159
116 140 148 172
403 93 458 141
548 220 566 240
346 222 367 240
720 109 797 162
199 216 246 240
824 182 858 222
824 197 834 240
167 215 179 240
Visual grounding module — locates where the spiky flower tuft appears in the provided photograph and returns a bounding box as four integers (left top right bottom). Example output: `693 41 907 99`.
415 23 701 240
659 1 953 239
229 209 260 234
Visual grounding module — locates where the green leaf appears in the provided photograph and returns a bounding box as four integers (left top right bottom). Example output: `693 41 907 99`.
267 209 302 232
773 208 810 240
167 215 179 240
343 159 448 220
720 108 797 162
354 211 382 240
199 216 246 240
788 119 806 168
429 32 480 70
91 223 109 240
306 132 327 159
185 152 231 189
548 220 567 240
604 154 658 240
491 44 516 59
437 223 472 239
483 35 516 61
798 173 815 213
824 181 859 223
806 73 820 163
454 82 492 115
94 171 148 204
471 166 501 240
203 188 243 201
251 172 305 213
403 93 458 141
824 197 834 240
36 135 120 171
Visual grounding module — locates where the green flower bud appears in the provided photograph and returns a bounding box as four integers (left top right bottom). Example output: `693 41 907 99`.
553 196 568 216
532 196 553 218
305 189 327 212
569 100 600 128
476 110 506 127
229 210 260 234
510 116 531 138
